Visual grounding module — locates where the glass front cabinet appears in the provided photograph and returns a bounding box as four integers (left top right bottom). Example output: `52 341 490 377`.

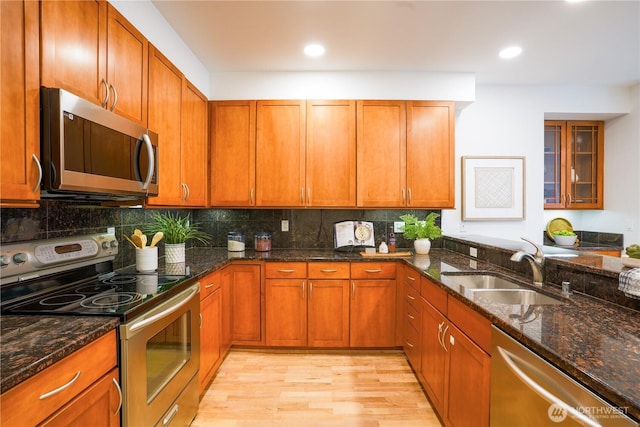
544 120 604 209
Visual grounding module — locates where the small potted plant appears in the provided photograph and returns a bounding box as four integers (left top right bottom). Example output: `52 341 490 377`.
399 212 443 255
144 212 211 263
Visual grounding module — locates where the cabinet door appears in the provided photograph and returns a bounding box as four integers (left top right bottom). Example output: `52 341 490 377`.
40 368 120 427
147 45 183 206
256 100 306 206
106 3 148 125
356 100 406 207
41 0 107 107
230 264 262 344
419 298 447 414
209 101 256 206
444 324 490 427
265 279 307 346
306 100 356 207
350 279 396 347
0 0 40 206
406 101 455 208
199 287 221 395
543 121 567 208
566 121 604 209
308 280 350 347
180 81 208 207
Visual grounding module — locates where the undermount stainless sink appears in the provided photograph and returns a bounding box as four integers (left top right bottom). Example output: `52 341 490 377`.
440 273 524 291
470 289 564 305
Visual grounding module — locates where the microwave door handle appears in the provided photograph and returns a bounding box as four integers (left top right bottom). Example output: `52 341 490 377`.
496 346 603 427
140 133 154 190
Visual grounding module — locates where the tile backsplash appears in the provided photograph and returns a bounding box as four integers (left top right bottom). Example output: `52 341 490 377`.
0 201 440 269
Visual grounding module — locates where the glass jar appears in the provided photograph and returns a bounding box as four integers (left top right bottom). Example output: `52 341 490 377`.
254 232 271 252
227 231 245 252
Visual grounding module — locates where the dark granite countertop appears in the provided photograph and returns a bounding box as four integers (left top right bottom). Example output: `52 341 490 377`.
0 315 119 393
2 241 638 421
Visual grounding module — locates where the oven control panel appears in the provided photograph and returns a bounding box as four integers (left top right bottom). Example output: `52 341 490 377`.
0 233 118 284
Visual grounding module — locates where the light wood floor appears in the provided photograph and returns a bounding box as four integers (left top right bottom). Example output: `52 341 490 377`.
193 349 442 427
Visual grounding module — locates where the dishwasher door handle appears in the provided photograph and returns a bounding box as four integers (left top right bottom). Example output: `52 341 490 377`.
497 346 603 427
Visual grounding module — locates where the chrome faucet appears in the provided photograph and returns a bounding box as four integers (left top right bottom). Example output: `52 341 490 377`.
510 237 545 287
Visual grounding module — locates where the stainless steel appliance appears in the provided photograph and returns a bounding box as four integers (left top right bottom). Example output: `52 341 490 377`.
1 234 199 427
491 326 638 427
40 87 159 201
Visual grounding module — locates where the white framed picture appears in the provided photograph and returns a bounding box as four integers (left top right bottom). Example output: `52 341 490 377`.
462 156 525 221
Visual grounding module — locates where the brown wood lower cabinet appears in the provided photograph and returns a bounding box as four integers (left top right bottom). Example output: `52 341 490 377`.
199 271 223 395
229 264 262 345
307 279 350 347
417 275 491 427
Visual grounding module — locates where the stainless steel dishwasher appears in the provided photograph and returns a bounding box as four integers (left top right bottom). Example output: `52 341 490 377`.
491 326 638 427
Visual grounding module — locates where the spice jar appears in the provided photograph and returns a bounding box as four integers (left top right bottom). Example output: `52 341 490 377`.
254 232 272 252
227 231 245 252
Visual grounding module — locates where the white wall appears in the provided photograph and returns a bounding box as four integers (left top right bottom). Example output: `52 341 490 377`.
447 84 638 245
110 0 210 95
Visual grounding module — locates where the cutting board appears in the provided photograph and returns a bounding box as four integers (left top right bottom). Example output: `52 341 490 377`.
359 251 412 258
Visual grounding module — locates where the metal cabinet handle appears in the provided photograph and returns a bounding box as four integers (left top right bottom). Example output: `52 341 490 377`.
351 282 355 299
250 188 255 204
39 371 81 399
402 188 406 204
407 294 416 301
405 340 414 349
568 193 573 206
101 79 109 108
109 84 118 111
407 313 415 320
309 282 313 300
320 269 338 273
163 403 180 426
205 282 216 289
408 188 413 204
301 281 305 299
277 269 296 273
112 377 123 415
301 188 304 204
364 269 382 273
32 154 42 193
497 346 603 427
407 275 416 281
437 321 445 349
199 313 202 328
307 188 311 205
442 325 450 352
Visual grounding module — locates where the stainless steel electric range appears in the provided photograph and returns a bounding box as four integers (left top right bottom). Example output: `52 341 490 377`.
0 233 200 427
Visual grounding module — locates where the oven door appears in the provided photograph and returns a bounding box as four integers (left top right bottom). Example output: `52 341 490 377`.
120 282 200 427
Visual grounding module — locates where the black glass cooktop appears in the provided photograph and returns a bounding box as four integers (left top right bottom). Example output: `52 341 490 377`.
1 271 193 320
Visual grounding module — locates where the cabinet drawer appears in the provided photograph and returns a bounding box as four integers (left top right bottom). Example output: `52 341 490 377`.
405 285 421 312
265 262 307 278
0 330 117 427
200 271 222 300
350 262 396 279
421 276 447 315
403 321 420 368
403 267 421 291
307 262 350 279
447 297 491 353
405 298 420 331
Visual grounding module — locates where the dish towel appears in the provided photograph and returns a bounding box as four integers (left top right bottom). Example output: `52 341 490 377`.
619 268 640 299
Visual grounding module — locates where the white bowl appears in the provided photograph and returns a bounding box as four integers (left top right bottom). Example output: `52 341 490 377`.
621 255 640 268
554 235 577 246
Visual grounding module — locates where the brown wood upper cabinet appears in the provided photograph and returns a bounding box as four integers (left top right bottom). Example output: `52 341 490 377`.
544 120 604 209
356 100 455 208
40 1 148 126
147 46 207 207
1 0 41 207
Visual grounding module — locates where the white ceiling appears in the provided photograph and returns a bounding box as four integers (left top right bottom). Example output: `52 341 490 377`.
151 0 640 86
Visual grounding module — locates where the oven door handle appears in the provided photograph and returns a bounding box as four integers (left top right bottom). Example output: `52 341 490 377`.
128 284 199 333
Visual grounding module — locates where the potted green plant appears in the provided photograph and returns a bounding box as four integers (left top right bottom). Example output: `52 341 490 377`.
399 212 443 255
144 212 211 263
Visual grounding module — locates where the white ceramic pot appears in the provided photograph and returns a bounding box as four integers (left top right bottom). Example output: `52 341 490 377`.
413 238 431 255
165 242 185 263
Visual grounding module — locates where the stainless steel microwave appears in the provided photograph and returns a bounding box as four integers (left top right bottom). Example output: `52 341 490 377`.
40 87 159 201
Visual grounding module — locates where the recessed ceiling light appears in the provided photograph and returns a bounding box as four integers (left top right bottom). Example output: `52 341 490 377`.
304 44 325 57
499 46 523 59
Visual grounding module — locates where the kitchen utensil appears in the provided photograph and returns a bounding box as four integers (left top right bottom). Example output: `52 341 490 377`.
134 229 143 237
140 234 148 248
124 235 138 249
546 218 573 240
149 231 164 248
131 234 144 249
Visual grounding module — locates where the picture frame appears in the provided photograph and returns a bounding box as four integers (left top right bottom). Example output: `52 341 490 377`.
462 156 525 221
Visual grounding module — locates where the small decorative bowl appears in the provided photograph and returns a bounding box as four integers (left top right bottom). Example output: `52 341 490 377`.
621 255 640 268
554 235 577 246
